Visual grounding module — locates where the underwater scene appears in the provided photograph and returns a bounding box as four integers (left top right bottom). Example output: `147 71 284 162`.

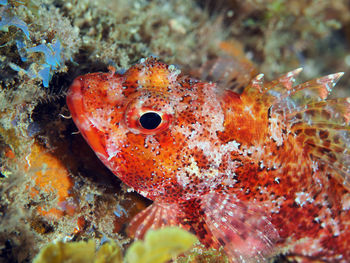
1 0 350 262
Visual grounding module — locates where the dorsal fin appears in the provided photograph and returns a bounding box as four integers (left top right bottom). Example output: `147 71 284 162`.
242 70 350 190
289 97 350 189
242 69 343 105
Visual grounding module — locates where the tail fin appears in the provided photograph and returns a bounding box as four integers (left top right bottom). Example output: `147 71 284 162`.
242 70 350 190
202 192 279 262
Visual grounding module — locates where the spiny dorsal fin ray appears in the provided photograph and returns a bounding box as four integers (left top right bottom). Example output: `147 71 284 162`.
242 69 344 108
265 67 303 95
242 68 302 100
270 73 345 116
243 70 349 190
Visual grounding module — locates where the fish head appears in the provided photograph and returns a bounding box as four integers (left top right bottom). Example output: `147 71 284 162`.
67 58 246 201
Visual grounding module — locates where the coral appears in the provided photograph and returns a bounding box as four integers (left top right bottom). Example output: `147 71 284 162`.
57 0 222 70
27 143 75 218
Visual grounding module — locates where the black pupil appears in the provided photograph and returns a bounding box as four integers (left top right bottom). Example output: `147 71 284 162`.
139 112 162 130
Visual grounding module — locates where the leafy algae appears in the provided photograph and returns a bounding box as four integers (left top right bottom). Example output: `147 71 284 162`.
33 227 197 263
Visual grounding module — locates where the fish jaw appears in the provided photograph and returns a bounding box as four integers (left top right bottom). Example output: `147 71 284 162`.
66 73 130 180
66 75 109 161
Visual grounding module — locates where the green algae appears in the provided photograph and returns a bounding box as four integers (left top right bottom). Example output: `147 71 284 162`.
33 239 122 263
125 227 198 263
33 227 197 263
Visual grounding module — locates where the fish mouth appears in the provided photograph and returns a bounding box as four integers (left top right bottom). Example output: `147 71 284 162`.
66 77 84 121
66 76 109 161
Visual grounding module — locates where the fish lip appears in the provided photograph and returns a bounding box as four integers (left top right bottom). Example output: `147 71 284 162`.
66 76 85 120
66 76 93 135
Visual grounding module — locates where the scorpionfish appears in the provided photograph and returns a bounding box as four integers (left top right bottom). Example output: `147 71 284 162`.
67 58 350 262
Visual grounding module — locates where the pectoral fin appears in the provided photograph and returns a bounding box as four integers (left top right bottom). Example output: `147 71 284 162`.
202 192 279 262
127 202 184 240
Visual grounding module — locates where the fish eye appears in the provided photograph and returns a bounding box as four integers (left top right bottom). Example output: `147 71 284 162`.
139 112 162 130
124 95 173 135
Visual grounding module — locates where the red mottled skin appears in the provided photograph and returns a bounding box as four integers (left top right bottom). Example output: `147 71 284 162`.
67 58 350 262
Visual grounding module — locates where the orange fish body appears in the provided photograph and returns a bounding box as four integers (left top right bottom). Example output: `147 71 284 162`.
67 58 350 262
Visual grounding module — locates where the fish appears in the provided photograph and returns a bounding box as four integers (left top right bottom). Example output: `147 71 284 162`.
66 57 350 262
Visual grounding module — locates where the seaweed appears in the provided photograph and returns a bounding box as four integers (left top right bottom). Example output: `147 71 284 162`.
33 239 122 263
125 227 198 263
33 227 197 263
0 5 29 39
10 39 64 87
